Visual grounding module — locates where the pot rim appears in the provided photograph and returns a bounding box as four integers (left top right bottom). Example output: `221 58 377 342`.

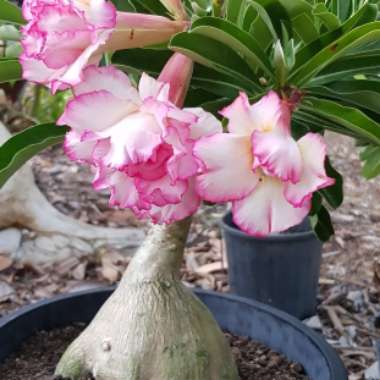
0 286 346 380
221 211 317 242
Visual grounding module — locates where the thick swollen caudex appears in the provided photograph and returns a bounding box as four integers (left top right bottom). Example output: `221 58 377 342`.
55 219 239 380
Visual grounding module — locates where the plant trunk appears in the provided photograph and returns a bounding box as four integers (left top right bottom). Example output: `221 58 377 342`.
55 219 239 380
0 122 143 244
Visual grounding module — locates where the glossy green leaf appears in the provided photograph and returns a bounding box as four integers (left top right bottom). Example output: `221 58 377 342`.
226 0 245 23
319 158 344 209
313 3 341 31
291 12 319 43
0 24 20 41
0 124 68 188
294 109 357 138
330 0 351 21
311 205 335 242
190 17 273 77
360 145 380 179
290 22 380 87
113 48 254 96
308 79 380 115
0 0 25 24
243 2 277 50
301 97 380 145
110 0 136 11
113 48 171 75
311 51 380 84
170 32 262 92
0 59 22 83
294 5 379 72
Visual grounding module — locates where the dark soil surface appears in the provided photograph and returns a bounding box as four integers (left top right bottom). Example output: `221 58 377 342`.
0 325 308 380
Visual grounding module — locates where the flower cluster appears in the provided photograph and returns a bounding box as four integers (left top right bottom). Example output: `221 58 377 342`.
21 0 335 235
194 92 334 235
58 61 222 224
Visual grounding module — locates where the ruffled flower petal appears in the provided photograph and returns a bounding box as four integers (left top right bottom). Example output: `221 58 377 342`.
101 112 163 168
285 133 335 207
137 176 187 207
186 107 222 140
139 179 200 224
252 128 302 183
233 177 311 236
194 134 259 202
73 65 139 101
139 73 170 102
219 92 253 136
249 91 290 132
58 90 134 133
78 0 116 28
63 130 98 162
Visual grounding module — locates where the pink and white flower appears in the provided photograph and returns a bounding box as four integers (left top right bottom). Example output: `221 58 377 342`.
58 55 222 224
20 0 187 93
194 91 334 236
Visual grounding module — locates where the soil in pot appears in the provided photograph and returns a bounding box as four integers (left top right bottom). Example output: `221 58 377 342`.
0 324 309 380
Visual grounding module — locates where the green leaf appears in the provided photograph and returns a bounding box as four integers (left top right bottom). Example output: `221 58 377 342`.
226 0 245 23
360 145 380 179
0 24 20 41
290 22 380 87
312 51 380 84
294 109 358 139
311 205 335 242
0 0 25 24
135 0 169 15
0 124 68 188
190 17 273 77
300 97 380 145
113 48 253 96
116 0 168 15
110 0 136 11
308 79 380 116
0 59 22 83
113 48 171 75
184 87 219 107
310 192 322 216
330 0 351 22
293 5 379 72
319 158 344 209
243 2 277 51
313 3 341 31
170 32 262 92
291 12 319 43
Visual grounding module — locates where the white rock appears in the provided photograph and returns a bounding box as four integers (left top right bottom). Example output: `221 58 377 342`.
0 228 22 255
303 315 323 330
365 362 380 380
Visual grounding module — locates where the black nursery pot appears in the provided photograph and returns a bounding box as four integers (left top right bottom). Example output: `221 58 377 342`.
0 288 346 380
222 212 322 320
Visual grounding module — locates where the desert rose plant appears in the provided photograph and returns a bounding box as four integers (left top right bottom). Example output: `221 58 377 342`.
0 0 380 379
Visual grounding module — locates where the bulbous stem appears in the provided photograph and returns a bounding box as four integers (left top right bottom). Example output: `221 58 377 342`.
124 217 191 283
55 219 239 380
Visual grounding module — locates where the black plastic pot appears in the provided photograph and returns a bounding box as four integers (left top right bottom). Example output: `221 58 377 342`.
0 287 346 379
222 212 322 320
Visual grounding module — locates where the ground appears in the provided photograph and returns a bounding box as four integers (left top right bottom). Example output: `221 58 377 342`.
0 105 379 380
